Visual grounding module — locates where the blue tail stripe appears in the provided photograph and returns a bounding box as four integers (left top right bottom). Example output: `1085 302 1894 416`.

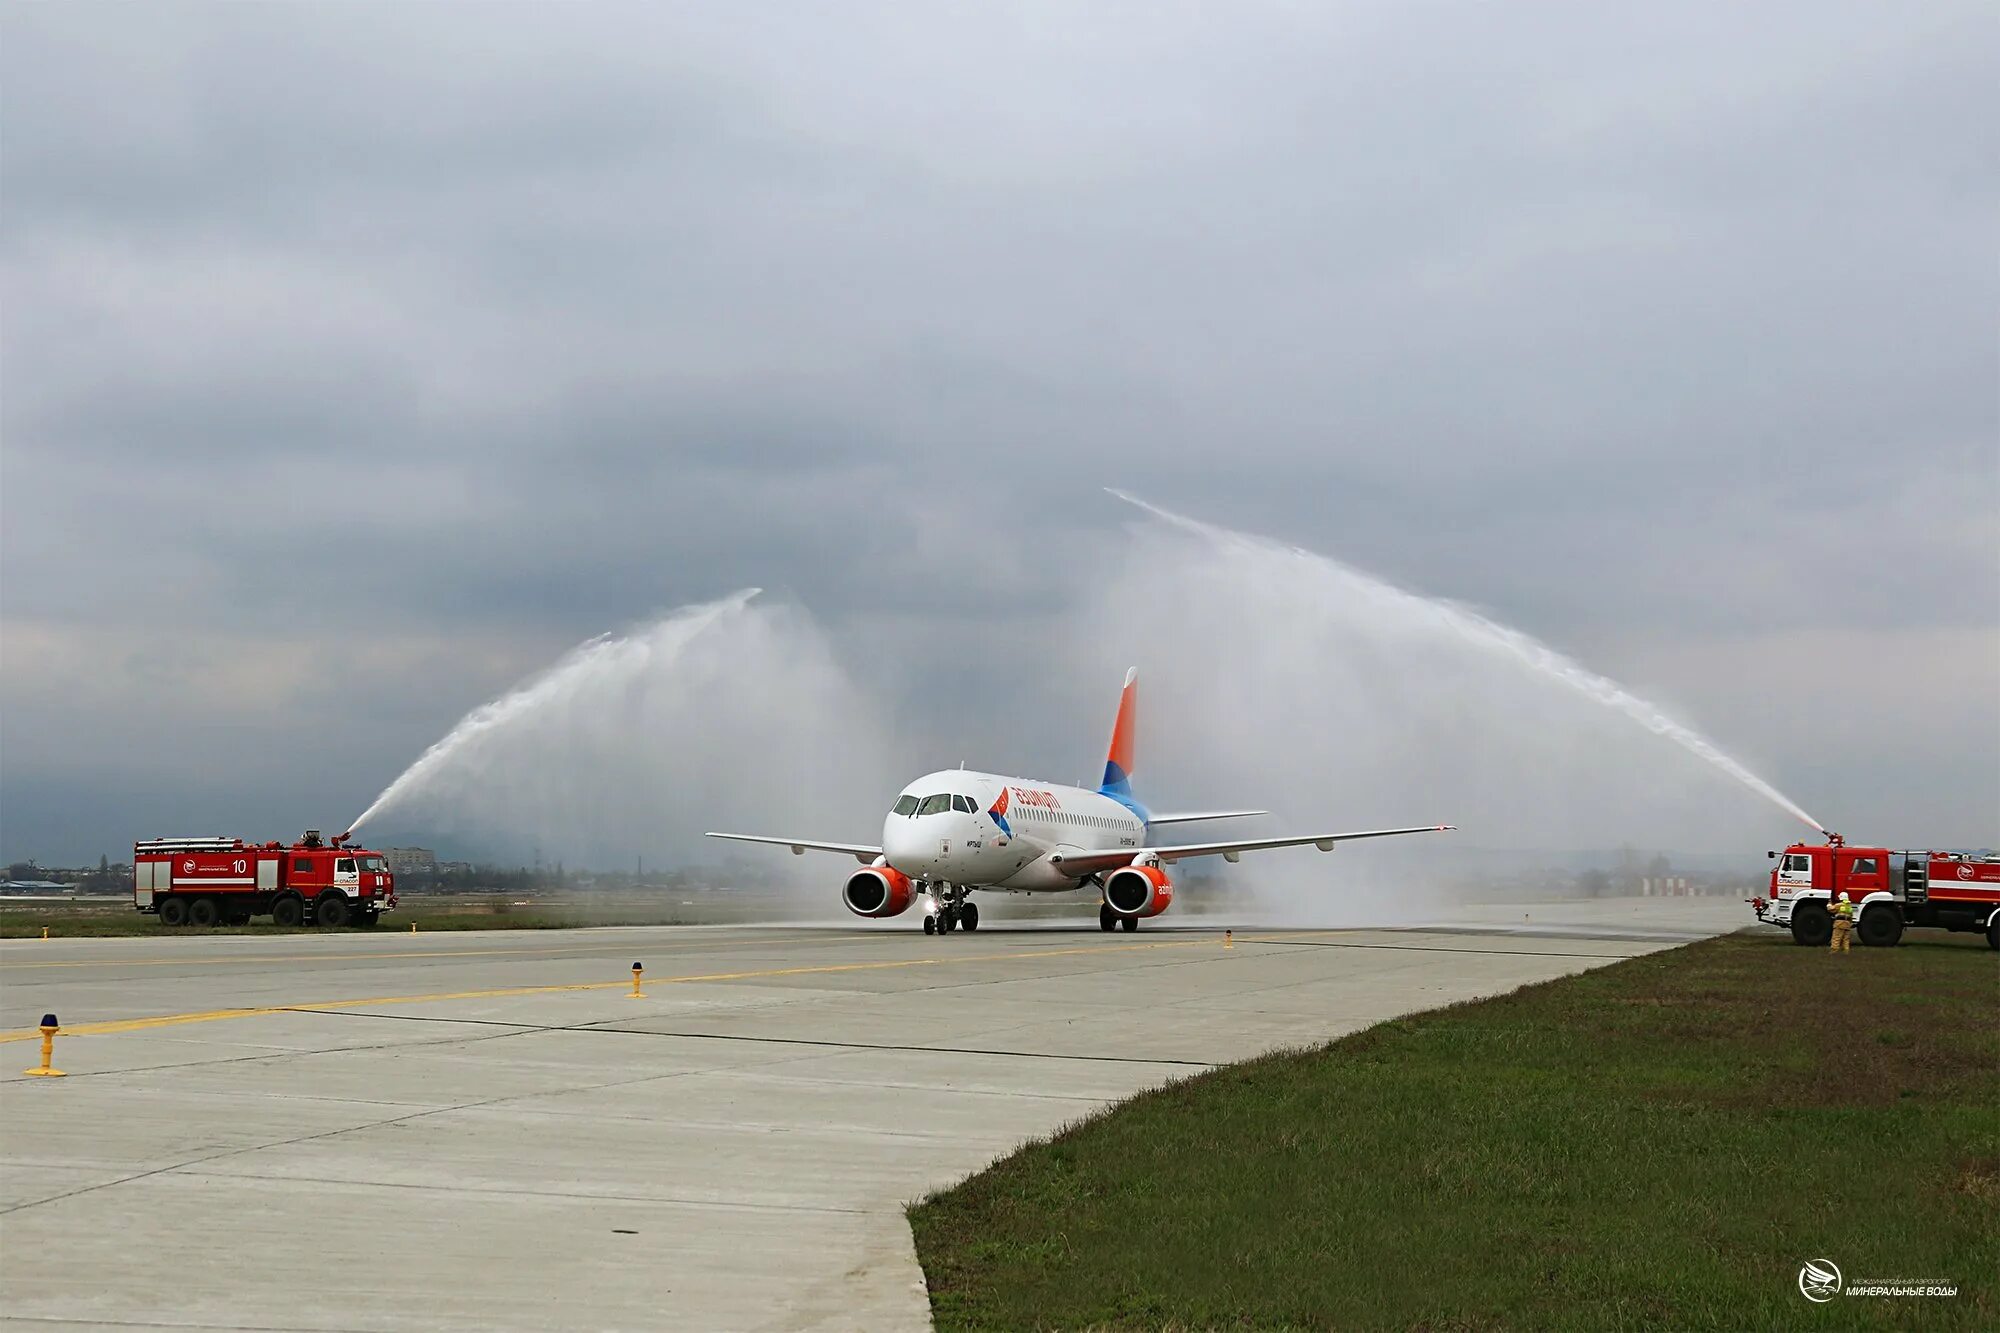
1099 761 1147 821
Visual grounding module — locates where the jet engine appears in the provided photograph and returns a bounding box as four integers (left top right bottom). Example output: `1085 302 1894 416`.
843 865 916 918
1103 864 1174 918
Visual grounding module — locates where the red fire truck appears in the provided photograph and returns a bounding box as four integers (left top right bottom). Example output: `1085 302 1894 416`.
1751 834 2000 949
135 830 397 928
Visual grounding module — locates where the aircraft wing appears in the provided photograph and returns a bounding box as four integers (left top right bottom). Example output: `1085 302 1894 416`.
1147 810 1268 826
705 833 882 865
1048 825 1453 876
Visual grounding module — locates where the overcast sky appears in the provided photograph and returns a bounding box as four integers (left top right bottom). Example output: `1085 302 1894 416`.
3 2 1994 865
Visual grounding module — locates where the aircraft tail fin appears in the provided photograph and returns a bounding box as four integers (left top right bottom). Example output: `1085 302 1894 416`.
1100 667 1139 806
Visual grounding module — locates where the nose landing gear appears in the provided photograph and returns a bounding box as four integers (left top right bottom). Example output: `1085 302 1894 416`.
926 885 979 934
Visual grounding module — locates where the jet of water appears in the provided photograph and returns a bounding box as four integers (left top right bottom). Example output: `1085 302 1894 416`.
1107 489 1824 837
348 590 765 835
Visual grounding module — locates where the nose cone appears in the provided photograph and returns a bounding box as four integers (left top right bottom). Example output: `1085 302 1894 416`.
882 817 930 876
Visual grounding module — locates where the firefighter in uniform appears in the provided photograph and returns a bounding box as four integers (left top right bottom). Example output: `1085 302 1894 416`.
1830 891 1855 952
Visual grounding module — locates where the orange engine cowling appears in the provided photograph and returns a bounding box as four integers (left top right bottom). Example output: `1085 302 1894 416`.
1103 864 1174 918
843 865 916 918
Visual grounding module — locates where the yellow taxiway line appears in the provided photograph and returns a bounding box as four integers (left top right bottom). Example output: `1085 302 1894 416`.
0 939 730 972
0 934 1259 1045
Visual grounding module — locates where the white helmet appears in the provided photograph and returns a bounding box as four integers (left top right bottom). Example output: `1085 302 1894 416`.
1838 892 1850 902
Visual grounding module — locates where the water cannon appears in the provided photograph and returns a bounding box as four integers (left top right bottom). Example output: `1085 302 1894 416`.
1823 831 1845 848
332 831 352 848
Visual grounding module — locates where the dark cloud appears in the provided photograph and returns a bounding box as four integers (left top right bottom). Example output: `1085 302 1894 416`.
3 1 1993 862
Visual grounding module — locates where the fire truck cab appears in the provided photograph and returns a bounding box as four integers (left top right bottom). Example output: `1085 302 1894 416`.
135 830 397 929
1752 835 2000 950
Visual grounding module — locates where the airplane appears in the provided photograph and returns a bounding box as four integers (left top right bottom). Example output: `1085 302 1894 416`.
708 669 1452 934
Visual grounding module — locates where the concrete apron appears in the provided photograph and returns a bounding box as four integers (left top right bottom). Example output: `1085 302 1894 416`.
0 898 1745 1331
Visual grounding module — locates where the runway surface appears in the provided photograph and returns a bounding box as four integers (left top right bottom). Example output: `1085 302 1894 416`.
1 897 1744 1331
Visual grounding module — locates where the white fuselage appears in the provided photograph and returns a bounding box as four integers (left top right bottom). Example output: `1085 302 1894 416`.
882 770 1144 891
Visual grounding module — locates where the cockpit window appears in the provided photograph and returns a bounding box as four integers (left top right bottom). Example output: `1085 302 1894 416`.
952 794 976 813
917 794 953 816
893 795 920 816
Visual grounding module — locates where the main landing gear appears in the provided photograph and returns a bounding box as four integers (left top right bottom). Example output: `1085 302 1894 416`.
1099 903 1138 933
924 886 979 935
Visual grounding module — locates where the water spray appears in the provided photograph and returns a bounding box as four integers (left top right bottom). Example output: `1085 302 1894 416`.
348 589 763 835
1108 489 1824 837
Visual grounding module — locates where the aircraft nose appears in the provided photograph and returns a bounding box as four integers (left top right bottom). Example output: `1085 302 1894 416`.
882 818 928 874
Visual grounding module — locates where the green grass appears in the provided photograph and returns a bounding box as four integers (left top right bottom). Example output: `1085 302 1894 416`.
910 931 2000 1331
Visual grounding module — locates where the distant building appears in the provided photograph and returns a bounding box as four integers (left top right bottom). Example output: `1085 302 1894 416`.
384 847 438 879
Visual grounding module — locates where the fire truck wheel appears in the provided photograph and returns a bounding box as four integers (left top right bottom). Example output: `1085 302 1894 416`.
156 896 189 928
270 895 305 928
1857 906 1903 948
353 911 380 928
223 907 253 926
315 894 350 929
1789 903 1831 948
186 897 221 929
1987 917 1999 951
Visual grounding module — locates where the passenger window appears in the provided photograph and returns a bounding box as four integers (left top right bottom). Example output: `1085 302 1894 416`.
293 858 311 875
893 795 919 817
1786 855 1809 873
918 794 952 816
1850 857 1878 876
336 858 356 875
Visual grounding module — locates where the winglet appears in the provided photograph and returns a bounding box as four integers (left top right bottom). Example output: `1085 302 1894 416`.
1101 667 1138 801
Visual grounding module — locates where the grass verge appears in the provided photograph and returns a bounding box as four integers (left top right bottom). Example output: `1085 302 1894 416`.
909 931 1999 1330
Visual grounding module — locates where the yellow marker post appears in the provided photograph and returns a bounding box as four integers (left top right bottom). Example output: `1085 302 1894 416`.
628 962 644 999
1224 929 1233 949
22 1014 65 1077
41 926 49 941
411 922 418 933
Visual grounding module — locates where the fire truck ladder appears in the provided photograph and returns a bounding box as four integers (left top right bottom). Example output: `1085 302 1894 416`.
1903 855 1927 905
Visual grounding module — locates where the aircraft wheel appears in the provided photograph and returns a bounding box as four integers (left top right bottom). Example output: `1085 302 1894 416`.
960 903 979 932
923 915 936 936
1120 915 1139 932
940 909 956 934
1099 904 1117 932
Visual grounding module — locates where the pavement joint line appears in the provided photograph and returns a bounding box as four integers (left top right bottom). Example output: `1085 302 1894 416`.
167 1167 888 1216
1249 937 1650 960
1 1029 853 1216
0 933 867 972
1 933 1277 1045
1 928 1617 1048
278 1006 1220 1067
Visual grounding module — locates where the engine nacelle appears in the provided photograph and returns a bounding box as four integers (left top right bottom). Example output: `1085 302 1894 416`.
1103 864 1174 918
842 865 916 918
